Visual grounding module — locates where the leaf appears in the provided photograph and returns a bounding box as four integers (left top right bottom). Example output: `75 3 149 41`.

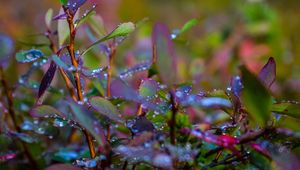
51 55 70 70
89 97 123 123
68 101 105 145
119 62 151 79
45 164 82 170
276 116 300 132
38 62 57 99
60 0 68 5
230 76 243 97
258 57 276 88
0 34 14 65
139 78 159 98
45 8 53 28
30 105 65 118
15 49 44 63
152 23 177 86
58 8 69 47
74 5 97 28
82 22 135 56
241 66 272 126
67 0 87 12
110 78 142 102
127 116 155 135
180 18 199 34
272 102 300 118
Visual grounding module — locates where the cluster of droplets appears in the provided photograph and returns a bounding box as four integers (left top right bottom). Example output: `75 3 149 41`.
119 62 151 79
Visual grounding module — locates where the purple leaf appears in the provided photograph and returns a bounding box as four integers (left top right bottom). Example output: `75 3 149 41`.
110 78 160 111
119 62 151 79
127 116 155 136
66 0 87 12
45 164 82 170
52 13 67 21
0 34 14 66
152 23 177 86
38 61 57 98
258 57 276 88
230 76 243 97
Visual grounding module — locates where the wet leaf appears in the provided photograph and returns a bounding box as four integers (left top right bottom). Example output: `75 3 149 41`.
45 163 82 170
74 4 97 28
89 97 124 123
15 49 44 63
258 57 276 88
81 67 106 78
139 78 159 98
82 22 135 56
153 153 173 169
38 61 57 99
66 0 87 12
0 34 14 65
110 78 142 102
115 145 154 163
119 62 151 79
68 101 105 145
241 66 272 126
45 8 53 28
127 116 155 135
30 105 65 118
272 102 300 118
52 55 70 70
152 23 177 86
230 76 243 97
182 96 231 109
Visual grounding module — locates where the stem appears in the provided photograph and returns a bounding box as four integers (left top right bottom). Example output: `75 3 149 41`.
169 89 178 145
65 8 96 159
46 31 77 101
0 67 38 170
107 46 116 98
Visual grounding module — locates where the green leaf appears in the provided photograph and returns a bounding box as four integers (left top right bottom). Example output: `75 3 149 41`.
82 22 135 56
74 5 96 28
58 8 69 47
272 102 300 118
68 102 105 145
139 79 158 98
241 66 272 126
89 97 123 123
15 49 44 63
276 116 300 132
180 18 199 34
60 0 68 5
30 105 65 118
45 8 53 29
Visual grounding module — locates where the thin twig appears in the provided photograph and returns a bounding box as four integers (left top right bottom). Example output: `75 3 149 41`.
45 30 77 101
64 7 96 159
107 45 116 98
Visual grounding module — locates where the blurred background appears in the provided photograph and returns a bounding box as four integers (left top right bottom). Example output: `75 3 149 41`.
1 0 300 101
